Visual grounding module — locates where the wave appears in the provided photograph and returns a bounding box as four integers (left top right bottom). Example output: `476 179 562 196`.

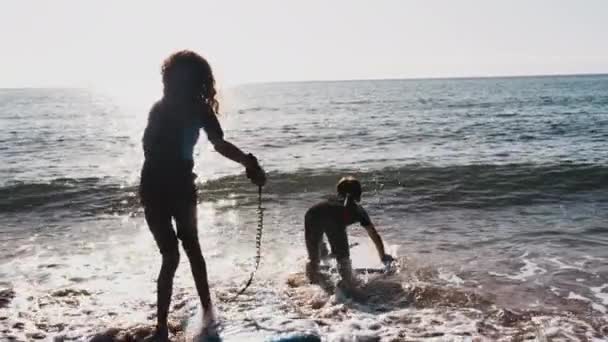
440 95 608 110
237 106 280 114
1 162 606 216
0 177 139 216
203 162 608 211
329 100 372 105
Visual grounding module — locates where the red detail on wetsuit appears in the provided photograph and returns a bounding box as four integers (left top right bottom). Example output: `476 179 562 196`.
343 209 351 223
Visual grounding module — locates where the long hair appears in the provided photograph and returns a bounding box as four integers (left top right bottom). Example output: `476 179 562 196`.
161 50 219 114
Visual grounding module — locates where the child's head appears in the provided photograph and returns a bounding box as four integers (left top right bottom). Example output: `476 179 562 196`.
161 50 219 114
337 176 362 202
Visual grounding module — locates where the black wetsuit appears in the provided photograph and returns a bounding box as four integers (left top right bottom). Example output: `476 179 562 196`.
139 99 223 255
304 196 372 263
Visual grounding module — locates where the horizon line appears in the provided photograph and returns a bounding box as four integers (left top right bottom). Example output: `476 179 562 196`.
235 71 608 87
1 71 607 90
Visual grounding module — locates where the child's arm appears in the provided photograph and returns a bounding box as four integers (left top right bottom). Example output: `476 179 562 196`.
357 205 393 263
202 112 266 186
213 140 266 186
362 223 392 262
213 139 253 167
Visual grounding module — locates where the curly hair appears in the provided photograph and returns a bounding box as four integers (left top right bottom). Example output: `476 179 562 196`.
161 50 219 114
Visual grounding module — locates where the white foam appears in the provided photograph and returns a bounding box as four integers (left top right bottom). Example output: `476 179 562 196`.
591 303 607 314
567 292 590 302
547 257 578 270
590 284 608 305
489 259 546 281
568 287 608 314
437 268 464 286
2 210 605 341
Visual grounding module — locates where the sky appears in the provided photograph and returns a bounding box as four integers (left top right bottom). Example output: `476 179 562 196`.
1 0 607 89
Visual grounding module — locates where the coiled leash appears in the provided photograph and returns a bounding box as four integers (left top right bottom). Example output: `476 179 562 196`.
232 184 265 299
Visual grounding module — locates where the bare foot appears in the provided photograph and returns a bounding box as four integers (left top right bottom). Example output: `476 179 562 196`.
306 262 322 284
202 306 219 336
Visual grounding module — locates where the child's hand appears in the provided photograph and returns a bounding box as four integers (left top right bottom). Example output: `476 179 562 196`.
247 167 266 187
245 153 266 186
381 254 395 265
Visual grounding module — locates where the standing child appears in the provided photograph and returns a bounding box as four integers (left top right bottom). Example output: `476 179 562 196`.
139 50 266 341
304 176 393 290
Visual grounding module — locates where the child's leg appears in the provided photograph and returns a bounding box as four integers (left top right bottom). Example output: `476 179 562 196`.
144 204 180 339
304 217 323 282
174 203 215 327
325 226 354 288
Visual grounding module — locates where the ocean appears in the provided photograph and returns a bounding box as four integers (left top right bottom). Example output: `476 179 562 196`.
1 75 607 341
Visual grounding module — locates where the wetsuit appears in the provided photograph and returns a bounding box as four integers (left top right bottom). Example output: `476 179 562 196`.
139 98 223 254
304 195 372 278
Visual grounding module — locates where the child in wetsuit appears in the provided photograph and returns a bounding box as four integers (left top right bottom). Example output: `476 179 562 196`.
304 176 394 289
140 50 266 341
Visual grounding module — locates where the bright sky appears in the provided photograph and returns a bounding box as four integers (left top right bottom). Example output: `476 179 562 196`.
1 0 607 89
